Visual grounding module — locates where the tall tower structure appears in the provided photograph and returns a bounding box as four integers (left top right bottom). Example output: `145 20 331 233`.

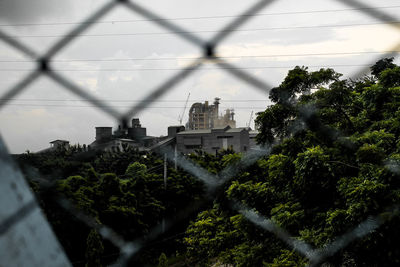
187 97 236 130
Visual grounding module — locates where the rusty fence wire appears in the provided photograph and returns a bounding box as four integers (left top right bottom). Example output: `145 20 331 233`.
0 0 400 266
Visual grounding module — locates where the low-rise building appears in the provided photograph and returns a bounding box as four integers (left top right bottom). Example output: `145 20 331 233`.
249 130 259 149
36 140 70 153
176 125 250 154
90 118 159 152
49 140 70 149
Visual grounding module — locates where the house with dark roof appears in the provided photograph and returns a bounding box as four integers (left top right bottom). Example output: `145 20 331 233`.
49 140 70 149
36 140 70 153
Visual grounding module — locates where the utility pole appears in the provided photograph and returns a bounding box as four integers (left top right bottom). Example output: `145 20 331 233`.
174 144 177 170
164 153 167 189
162 153 167 233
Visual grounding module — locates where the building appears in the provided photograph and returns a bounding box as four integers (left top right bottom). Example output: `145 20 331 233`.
176 125 250 154
36 140 70 153
187 97 236 130
147 125 185 154
95 127 113 143
90 118 158 152
214 108 236 128
49 140 70 149
249 130 259 148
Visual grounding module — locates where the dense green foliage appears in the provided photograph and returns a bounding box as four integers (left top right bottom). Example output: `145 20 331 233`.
16 58 400 266
184 59 400 266
17 148 204 266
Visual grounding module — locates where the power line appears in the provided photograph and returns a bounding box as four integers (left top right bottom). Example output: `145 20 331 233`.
0 8 378 27
5 21 400 39
0 103 268 109
0 99 270 102
0 64 373 72
1 5 399 27
1 51 398 63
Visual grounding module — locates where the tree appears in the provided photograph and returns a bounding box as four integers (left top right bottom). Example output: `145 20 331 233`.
185 59 400 266
85 229 104 267
158 253 168 267
371 57 396 77
256 67 341 145
125 162 147 178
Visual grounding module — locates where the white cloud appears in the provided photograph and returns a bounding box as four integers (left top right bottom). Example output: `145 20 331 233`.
218 24 400 61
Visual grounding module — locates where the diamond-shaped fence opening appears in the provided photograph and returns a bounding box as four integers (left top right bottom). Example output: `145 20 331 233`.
1 0 400 266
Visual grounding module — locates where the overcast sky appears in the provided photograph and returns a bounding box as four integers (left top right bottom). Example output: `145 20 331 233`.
1 0 400 153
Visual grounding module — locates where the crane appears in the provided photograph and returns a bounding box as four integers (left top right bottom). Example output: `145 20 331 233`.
178 92 190 125
247 110 254 128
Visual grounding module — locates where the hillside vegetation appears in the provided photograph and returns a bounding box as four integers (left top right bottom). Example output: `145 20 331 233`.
17 58 400 266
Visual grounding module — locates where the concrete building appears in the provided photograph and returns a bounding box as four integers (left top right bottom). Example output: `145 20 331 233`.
49 140 70 149
149 125 260 155
187 97 236 130
249 130 259 148
90 118 158 152
168 125 185 138
36 140 70 153
147 125 185 154
128 118 147 140
95 127 113 142
176 125 250 154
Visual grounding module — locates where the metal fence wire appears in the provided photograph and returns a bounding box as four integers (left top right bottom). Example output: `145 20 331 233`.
0 0 400 266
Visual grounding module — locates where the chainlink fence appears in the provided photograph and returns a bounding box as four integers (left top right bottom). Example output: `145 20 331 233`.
0 0 399 266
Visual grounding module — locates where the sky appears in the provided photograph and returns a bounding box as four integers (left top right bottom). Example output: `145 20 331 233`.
1 0 400 153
